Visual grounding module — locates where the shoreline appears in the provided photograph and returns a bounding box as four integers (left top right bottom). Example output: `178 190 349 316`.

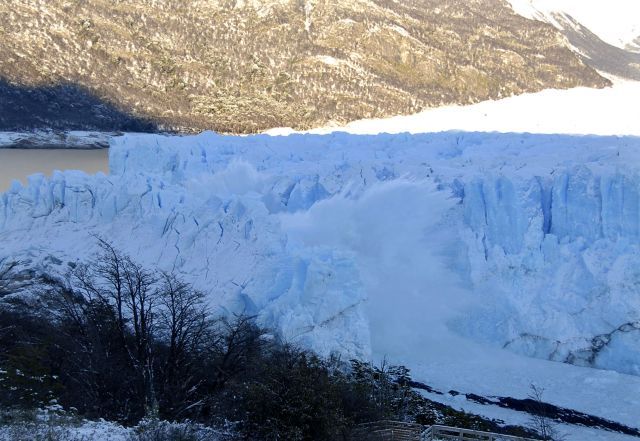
0 148 109 192
0 131 116 150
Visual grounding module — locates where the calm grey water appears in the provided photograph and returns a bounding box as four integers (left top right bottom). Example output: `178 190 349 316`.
0 149 109 192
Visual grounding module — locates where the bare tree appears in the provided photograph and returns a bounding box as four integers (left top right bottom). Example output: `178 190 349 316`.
527 384 565 441
0 259 30 298
0 259 18 287
71 239 160 416
208 314 266 390
157 272 210 417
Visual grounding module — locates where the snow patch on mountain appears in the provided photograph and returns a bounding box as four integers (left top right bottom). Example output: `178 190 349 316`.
507 0 640 53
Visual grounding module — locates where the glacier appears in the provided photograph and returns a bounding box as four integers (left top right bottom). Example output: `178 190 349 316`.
1 131 640 433
1 131 640 369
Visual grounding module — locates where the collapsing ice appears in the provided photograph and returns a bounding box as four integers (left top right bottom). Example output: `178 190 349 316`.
1 131 639 377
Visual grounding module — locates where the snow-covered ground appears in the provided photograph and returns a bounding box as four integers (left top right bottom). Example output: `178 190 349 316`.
1 131 639 439
267 80 640 137
423 388 638 441
0 409 231 441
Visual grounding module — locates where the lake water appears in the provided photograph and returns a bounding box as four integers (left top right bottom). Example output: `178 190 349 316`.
0 149 109 192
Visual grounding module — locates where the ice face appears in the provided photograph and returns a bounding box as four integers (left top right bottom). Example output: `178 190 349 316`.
1 131 640 376
458 170 640 374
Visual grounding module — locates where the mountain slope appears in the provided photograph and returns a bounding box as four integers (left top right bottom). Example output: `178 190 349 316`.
507 0 640 80
508 0 640 52
0 0 609 133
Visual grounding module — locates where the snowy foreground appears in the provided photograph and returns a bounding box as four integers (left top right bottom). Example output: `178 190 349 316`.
0 409 231 441
1 131 640 439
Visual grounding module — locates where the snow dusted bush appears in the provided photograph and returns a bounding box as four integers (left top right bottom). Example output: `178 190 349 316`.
129 418 236 441
0 405 128 441
0 408 237 441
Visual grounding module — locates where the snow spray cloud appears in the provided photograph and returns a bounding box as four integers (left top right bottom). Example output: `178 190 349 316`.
280 178 476 363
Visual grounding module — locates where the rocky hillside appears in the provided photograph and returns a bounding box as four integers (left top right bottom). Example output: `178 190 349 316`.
0 0 609 133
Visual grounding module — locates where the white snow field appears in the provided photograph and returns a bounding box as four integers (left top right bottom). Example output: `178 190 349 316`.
0 410 231 441
268 80 640 137
1 131 640 438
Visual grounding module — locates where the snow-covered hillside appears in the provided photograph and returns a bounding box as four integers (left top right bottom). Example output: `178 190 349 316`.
508 0 640 52
506 1 640 80
1 131 639 438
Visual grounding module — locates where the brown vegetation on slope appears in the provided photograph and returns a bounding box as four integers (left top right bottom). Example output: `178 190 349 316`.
0 0 610 133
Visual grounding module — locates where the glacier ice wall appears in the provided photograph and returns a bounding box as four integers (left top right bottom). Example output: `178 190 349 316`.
1 131 640 375
460 169 640 374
